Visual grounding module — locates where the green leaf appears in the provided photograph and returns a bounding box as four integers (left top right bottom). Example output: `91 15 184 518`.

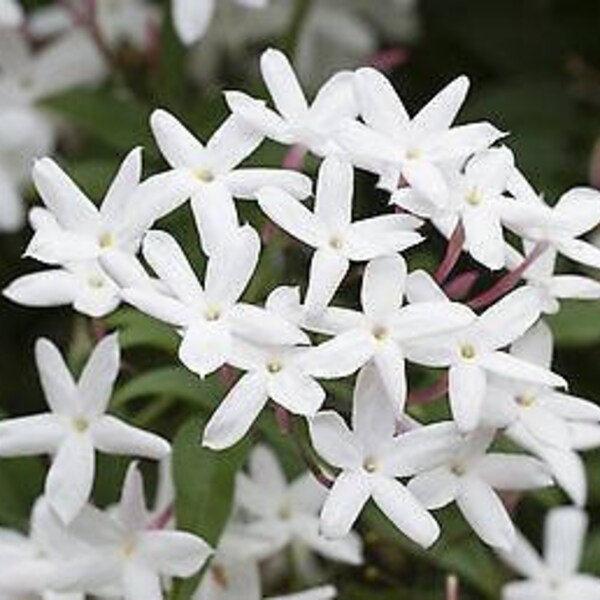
170 416 250 600
112 366 221 412
106 309 180 354
0 457 45 529
547 300 600 347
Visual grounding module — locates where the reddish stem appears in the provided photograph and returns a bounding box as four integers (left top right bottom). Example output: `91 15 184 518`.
407 373 449 406
367 47 409 72
148 504 173 530
468 242 549 310
444 270 479 301
282 145 307 170
274 405 293 435
435 224 465 284
446 575 459 600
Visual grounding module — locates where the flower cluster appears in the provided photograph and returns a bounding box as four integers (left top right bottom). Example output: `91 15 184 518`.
2 39 600 599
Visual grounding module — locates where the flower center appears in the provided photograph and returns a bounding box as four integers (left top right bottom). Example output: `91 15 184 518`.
267 360 283 374
204 307 221 321
87 276 105 289
278 503 293 520
451 463 467 476
122 537 137 557
72 417 89 433
465 187 483 206
363 456 378 473
372 325 388 342
329 236 344 250
406 148 421 160
99 232 114 249
516 393 536 408
460 343 476 360
195 168 215 183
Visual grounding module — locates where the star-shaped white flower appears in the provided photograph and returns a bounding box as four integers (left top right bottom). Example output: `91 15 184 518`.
257 155 423 311
172 0 269 46
0 334 170 523
0 0 23 27
297 255 475 414
408 428 552 550
501 168 600 269
234 444 363 564
57 463 212 600
335 68 503 201
122 225 309 379
506 243 600 314
483 321 600 506
392 147 515 270
500 507 600 600
309 364 461 548
406 276 566 431
226 48 359 158
151 108 311 255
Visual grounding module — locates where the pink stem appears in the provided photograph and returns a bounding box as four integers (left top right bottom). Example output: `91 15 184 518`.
367 46 409 72
274 405 293 435
435 224 465 284
148 504 173 530
468 242 549 310
444 270 479 301
446 575 459 600
282 145 307 170
407 373 449 406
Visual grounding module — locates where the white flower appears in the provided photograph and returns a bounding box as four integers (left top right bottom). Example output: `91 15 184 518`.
507 243 600 314
406 278 566 431
297 255 475 415
203 337 329 450
308 364 461 548
502 169 600 269
0 0 23 28
408 428 552 550
335 68 503 201
257 155 423 311
57 463 212 600
0 498 85 597
0 334 170 523
393 147 515 270
172 0 269 46
122 226 309 379
483 321 600 505
226 48 359 158
234 444 363 564
150 108 311 255
500 506 600 599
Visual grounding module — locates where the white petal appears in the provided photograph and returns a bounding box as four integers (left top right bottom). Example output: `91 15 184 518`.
371 476 440 548
206 115 262 173
502 581 549 600
456 477 515 550
462 203 506 270
478 352 566 389
427 122 504 162
477 287 542 350
449 363 487 431
172 0 214 45
361 255 406 322
413 76 470 134
314 155 353 231
257 186 324 247
202 372 268 450
224 168 312 200
406 269 449 303
248 444 288 494
373 343 407 415
353 68 409 138
304 248 349 312
191 182 239 256
78 333 120 417
35 337 77 415
45 434 95 523
402 159 449 207
540 390 600 421
205 225 259 308
510 320 553 369
32 158 98 231
497 530 546 580
139 530 212 577
544 506 587 577
556 238 600 269
142 230 204 305
0 414 64 456
101 147 143 223
122 288 191 328
268 370 325 416
554 187 600 237
122 561 162 600
320 471 370 538
311 70 359 125
260 48 308 121
92 416 170 459
308 412 362 470
547 274 600 300
0 166 23 232
179 322 230 378
407 468 459 509
476 454 552 490
118 462 147 532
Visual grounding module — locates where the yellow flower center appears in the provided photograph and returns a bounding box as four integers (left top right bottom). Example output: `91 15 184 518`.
460 343 476 360
372 325 388 342
267 360 283 374
329 236 344 250
87 276 105 289
406 148 421 160
99 232 114 249
204 307 221 321
195 168 215 183
516 394 536 408
451 463 467 476
72 417 89 433
466 187 483 206
363 456 378 473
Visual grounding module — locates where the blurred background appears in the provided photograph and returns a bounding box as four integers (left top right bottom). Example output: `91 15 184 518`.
2 1 600 598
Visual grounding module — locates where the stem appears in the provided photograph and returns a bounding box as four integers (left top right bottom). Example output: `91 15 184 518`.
446 575 459 600
406 373 449 406
443 270 479 301
282 145 307 170
468 241 549 310
435 224 465 284
283 0 314 55
274 405 293 435
148 504 173 530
